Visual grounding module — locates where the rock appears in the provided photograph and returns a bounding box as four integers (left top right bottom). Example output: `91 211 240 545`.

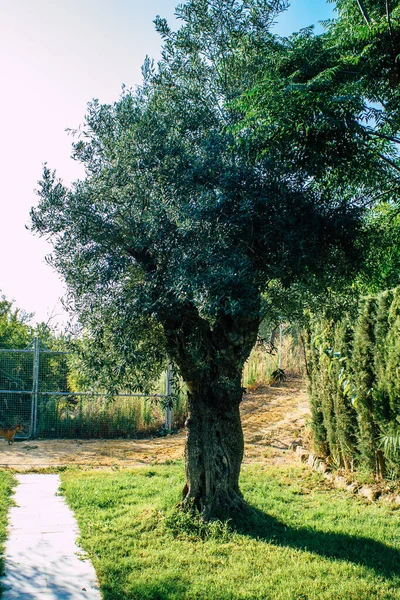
358 486 379 502
333 476 348 489
289 440 301 451
346 482 358 494
308 454 317 468
379 493 395 504
316 460 329 474
304 452 330 474
380 493 400 505
294 446 309 462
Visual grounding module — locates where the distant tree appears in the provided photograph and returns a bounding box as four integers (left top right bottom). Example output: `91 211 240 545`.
31 0 375 518
0 295 70 397
236 3 400 312
328 0 400 192
235 20 398 195
356 203 400 293
330 0 400 96
0 295 33 349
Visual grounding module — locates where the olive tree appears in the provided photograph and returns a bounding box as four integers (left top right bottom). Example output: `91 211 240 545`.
32 0 370 518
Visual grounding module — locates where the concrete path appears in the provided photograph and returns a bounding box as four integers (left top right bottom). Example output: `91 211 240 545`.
1 474 101 599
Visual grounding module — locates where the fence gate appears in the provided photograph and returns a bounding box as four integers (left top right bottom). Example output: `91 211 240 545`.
0 344 35 440
0 339 173 440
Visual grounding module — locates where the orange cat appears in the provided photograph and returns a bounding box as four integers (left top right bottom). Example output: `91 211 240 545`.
0 424 23 445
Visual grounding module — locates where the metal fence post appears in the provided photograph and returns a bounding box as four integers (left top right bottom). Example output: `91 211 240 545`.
32 337 40 438
79 396 83 438
165 365 173 433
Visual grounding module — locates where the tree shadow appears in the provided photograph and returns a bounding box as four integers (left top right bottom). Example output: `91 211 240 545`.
229 503 400 579
97 504 400 600
102 579 190 600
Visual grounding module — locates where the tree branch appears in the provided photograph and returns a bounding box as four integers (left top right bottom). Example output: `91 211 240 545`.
364 183 400 206
161 301 214 382
386 0 399 64
126 247 157 272
366 130 400 144
377 152 400 173
356 0 372 26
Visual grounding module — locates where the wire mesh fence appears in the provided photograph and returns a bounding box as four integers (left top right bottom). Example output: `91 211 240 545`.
0 339 179 440
0 348 35 439
36 392 170 439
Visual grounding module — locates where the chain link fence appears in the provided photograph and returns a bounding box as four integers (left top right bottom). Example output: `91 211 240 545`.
0 339 178 440
0 347 35 439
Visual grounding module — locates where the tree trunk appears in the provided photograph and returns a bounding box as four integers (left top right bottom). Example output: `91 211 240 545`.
181 378 246 519
160 299 261 519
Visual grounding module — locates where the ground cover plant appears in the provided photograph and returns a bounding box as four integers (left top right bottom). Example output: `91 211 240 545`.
60 464 400 600
0 471 16 576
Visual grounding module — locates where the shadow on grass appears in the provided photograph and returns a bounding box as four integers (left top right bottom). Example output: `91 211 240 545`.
101 503 400 600
229 504 400 579
102 580 190 600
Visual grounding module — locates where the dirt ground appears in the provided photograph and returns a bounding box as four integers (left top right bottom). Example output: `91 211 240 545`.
0 378 309 471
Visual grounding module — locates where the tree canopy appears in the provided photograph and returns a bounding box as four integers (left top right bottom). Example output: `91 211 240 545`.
0 296 33 349
31 0 400 517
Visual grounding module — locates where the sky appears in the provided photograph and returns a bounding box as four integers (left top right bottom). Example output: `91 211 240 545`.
0 0 335 329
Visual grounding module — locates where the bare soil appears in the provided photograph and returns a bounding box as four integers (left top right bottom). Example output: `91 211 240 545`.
0 377 309 471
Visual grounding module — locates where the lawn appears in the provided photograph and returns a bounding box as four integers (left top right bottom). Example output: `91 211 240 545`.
60 463 400 600
0 471 16 576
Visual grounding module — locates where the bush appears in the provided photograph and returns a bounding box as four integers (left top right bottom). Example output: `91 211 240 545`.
306 286 400 477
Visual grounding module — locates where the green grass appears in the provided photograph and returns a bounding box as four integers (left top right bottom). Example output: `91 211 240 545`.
0 471 16 576
59 463 400 600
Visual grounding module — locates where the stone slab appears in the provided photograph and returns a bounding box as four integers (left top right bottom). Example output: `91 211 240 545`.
1 474 101 599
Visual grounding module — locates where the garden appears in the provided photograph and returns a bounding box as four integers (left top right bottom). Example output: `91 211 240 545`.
2 0 400 597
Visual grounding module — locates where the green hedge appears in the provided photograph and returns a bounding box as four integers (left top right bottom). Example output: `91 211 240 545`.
306 288 400 477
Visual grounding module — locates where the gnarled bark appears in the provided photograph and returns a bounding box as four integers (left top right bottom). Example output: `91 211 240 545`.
182 379 245 519
161 298 260 519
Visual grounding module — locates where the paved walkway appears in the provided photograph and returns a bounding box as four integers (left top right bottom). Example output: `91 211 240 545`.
1 474 101 599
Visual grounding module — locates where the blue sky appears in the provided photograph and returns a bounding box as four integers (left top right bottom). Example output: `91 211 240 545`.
276 0 335 34
0 0 334 327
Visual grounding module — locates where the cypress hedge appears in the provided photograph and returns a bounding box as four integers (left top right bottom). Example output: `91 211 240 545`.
306 287 400 477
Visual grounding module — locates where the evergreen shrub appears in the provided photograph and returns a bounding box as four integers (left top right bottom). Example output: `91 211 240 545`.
306 287 400 477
